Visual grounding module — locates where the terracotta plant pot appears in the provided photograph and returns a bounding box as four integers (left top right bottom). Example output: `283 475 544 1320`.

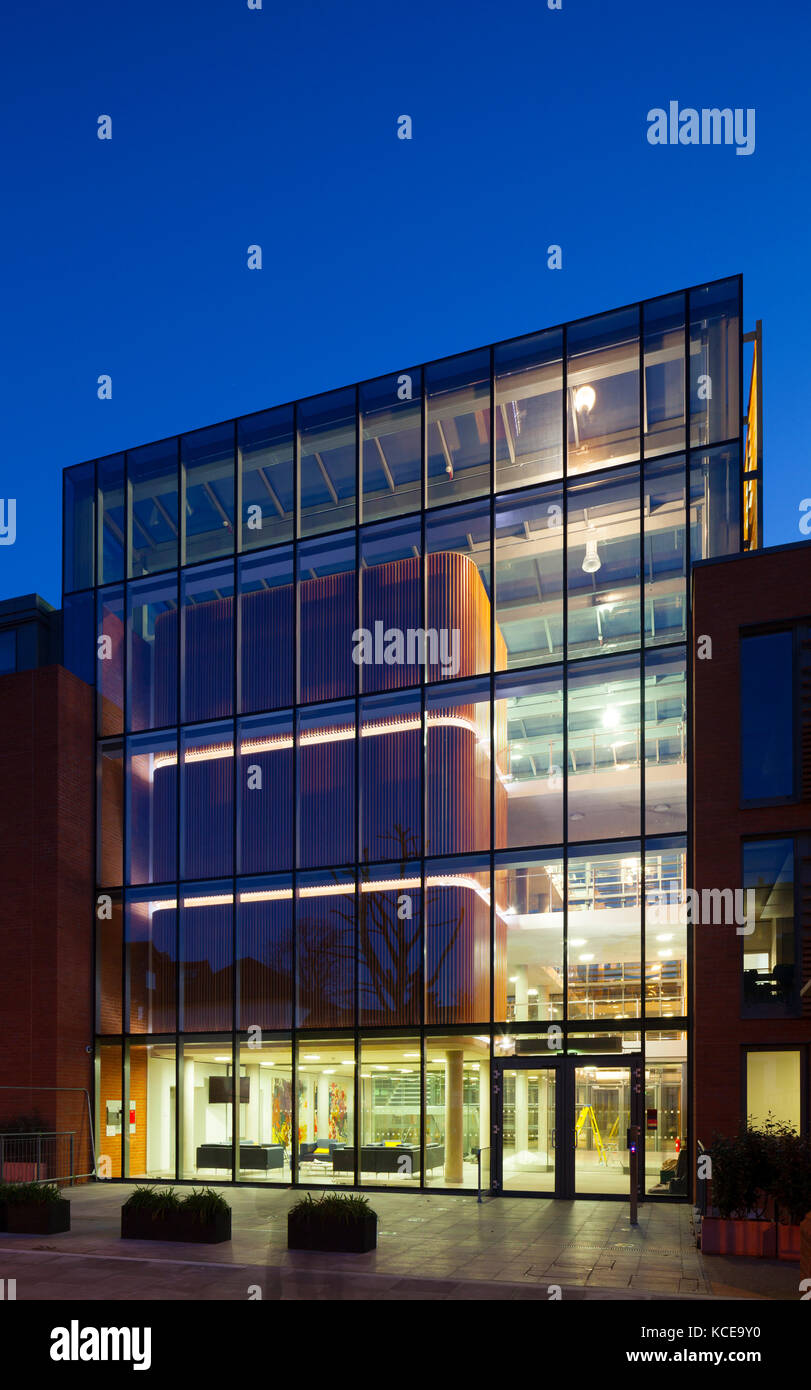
701 1216 776 1257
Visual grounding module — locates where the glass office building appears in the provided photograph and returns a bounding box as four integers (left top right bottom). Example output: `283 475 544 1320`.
64 275 752 1198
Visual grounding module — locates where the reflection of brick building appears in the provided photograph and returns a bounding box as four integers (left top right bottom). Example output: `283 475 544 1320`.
0 596 94 1175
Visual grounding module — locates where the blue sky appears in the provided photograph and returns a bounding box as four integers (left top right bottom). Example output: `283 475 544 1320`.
2 0 808 605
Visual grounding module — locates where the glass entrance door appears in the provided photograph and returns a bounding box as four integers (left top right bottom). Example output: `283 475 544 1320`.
493 1054 642 1198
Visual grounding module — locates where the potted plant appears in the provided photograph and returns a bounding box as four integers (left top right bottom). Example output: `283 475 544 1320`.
701 1125 777 1257
121 1186 231 1244
0 1181 70 1234
288 1193 377 1253
769 1125 811 1262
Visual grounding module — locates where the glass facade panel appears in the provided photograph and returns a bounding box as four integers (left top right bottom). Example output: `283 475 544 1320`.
238 406 294 550
424 1034 489 1187
296 1036 355 1185
742 839 797 1015
425 856 491 1024
297 533 356 703
360 371 422 521
127 1042 176 1180
237 876 293 1031
644 647 686 835
568 655 641 840
644 455 686 646
567 308 639 475
360 689 421 862
495 486 563 666
97 585 124 737
127 574 178 732
643 294 685 457
746 1050 801 1133
425 502 493 679
644 841 687 1018
180 422 235 566
297 701 355 868
237 1036 293 1181
741 631 795 801
64 461 95 593
126 886 177 1032
689 278 740 447
358 862 422 1026
689 444 741 561
426 350 491 507
181 560 234 723
237 713 293 874
85 280 744 1189
496 667 564 848
359 1036 421 1183
359 518 421 693
298 389 356 536
238 548 293 713
180 723 233 881
180 1040 234 1179
128 439 179 578
494 854 564 1023
495 329 563 490
567 843 642 1021
126 731 177 885
426 679 492 855
97 453 126 585
567 467 640 658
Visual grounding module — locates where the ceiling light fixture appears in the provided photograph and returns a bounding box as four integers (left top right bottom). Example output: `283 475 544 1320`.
574 384 596 414
582 535 601 573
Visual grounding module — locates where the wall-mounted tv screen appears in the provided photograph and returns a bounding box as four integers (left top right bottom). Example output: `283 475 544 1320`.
208 1076 250 1103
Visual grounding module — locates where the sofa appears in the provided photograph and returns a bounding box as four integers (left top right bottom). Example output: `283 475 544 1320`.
298 1140 348 1167
196 1143 285 1172
332 1143 445 1176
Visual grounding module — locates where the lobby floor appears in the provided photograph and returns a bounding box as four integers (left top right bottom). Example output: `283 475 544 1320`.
0 1184 800 1301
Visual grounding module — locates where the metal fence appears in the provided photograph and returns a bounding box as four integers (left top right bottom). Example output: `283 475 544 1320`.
0 1132 76 1184
0 1086 95 1183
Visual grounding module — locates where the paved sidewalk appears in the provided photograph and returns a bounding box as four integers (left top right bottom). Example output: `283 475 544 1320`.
0 1185 800 1301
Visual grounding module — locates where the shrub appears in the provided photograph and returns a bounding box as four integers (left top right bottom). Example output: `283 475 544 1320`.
181 1189 230 1223
768 1123 811 1226
0 1182 63 1206
289 1193 375 1226
122 1186 181 1219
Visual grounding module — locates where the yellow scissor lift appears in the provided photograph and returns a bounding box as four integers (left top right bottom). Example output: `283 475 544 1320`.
573 1106 616 1165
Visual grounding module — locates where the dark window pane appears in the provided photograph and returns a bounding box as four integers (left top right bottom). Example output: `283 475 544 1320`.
238 549 293 713
361 371 422 521
127 888 177 1032
128 575 178 731
358 867 421 1026
180 886 233 1032
181 423 235 565
359 518 421 693
425 857 491 1024
426 679 491 855
98 586 124 737
742 839 796 1015
63 591 95 686
96 894 123 1032
98 741 124 887
98 454 126 585
298 534 356 702
128 439 179 577
127 732 177 885
181 722 233 881
64 462 95 592
238 406 294 549
238 712 293 873
181 561 234 722
296 871 355 1026
741 632 794 800
360 690 421 861
237 877 293 1029
297 701 355 868
425 502 492 680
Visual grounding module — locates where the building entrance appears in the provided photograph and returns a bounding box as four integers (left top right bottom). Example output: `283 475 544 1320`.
492 1055 643 1198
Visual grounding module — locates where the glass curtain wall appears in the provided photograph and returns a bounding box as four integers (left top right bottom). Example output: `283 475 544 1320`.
75 279 744 1189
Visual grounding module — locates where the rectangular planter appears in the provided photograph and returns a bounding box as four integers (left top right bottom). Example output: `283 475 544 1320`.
777 1224 801 1262
121 1207 231 1244
288 1212 377 1253
701 1216 776 1257
0 1199 70 1234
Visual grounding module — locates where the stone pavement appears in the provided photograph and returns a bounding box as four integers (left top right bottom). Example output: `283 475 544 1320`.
0 1184 800 1301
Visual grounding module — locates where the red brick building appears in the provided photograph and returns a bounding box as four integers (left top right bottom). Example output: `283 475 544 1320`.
692 540 811 1186
0 595 95 1178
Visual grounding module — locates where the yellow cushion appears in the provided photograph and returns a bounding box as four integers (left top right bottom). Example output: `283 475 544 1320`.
384 1141 403 1147
313 1147 329 1155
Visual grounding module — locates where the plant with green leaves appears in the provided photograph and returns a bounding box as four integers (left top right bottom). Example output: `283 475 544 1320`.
289 1192 375 1226
0 1181 63 1206
181 1188 231 1223
122 1186 181 1219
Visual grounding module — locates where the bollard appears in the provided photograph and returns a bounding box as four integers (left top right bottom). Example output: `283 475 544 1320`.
627 1124 640 1226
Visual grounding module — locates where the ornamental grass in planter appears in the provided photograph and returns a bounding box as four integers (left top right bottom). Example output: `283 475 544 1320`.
0 1182 71 1235
702 1119 811 1259
769 1124 811 1262
288 1193 377 1253
121 1187 231 1244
